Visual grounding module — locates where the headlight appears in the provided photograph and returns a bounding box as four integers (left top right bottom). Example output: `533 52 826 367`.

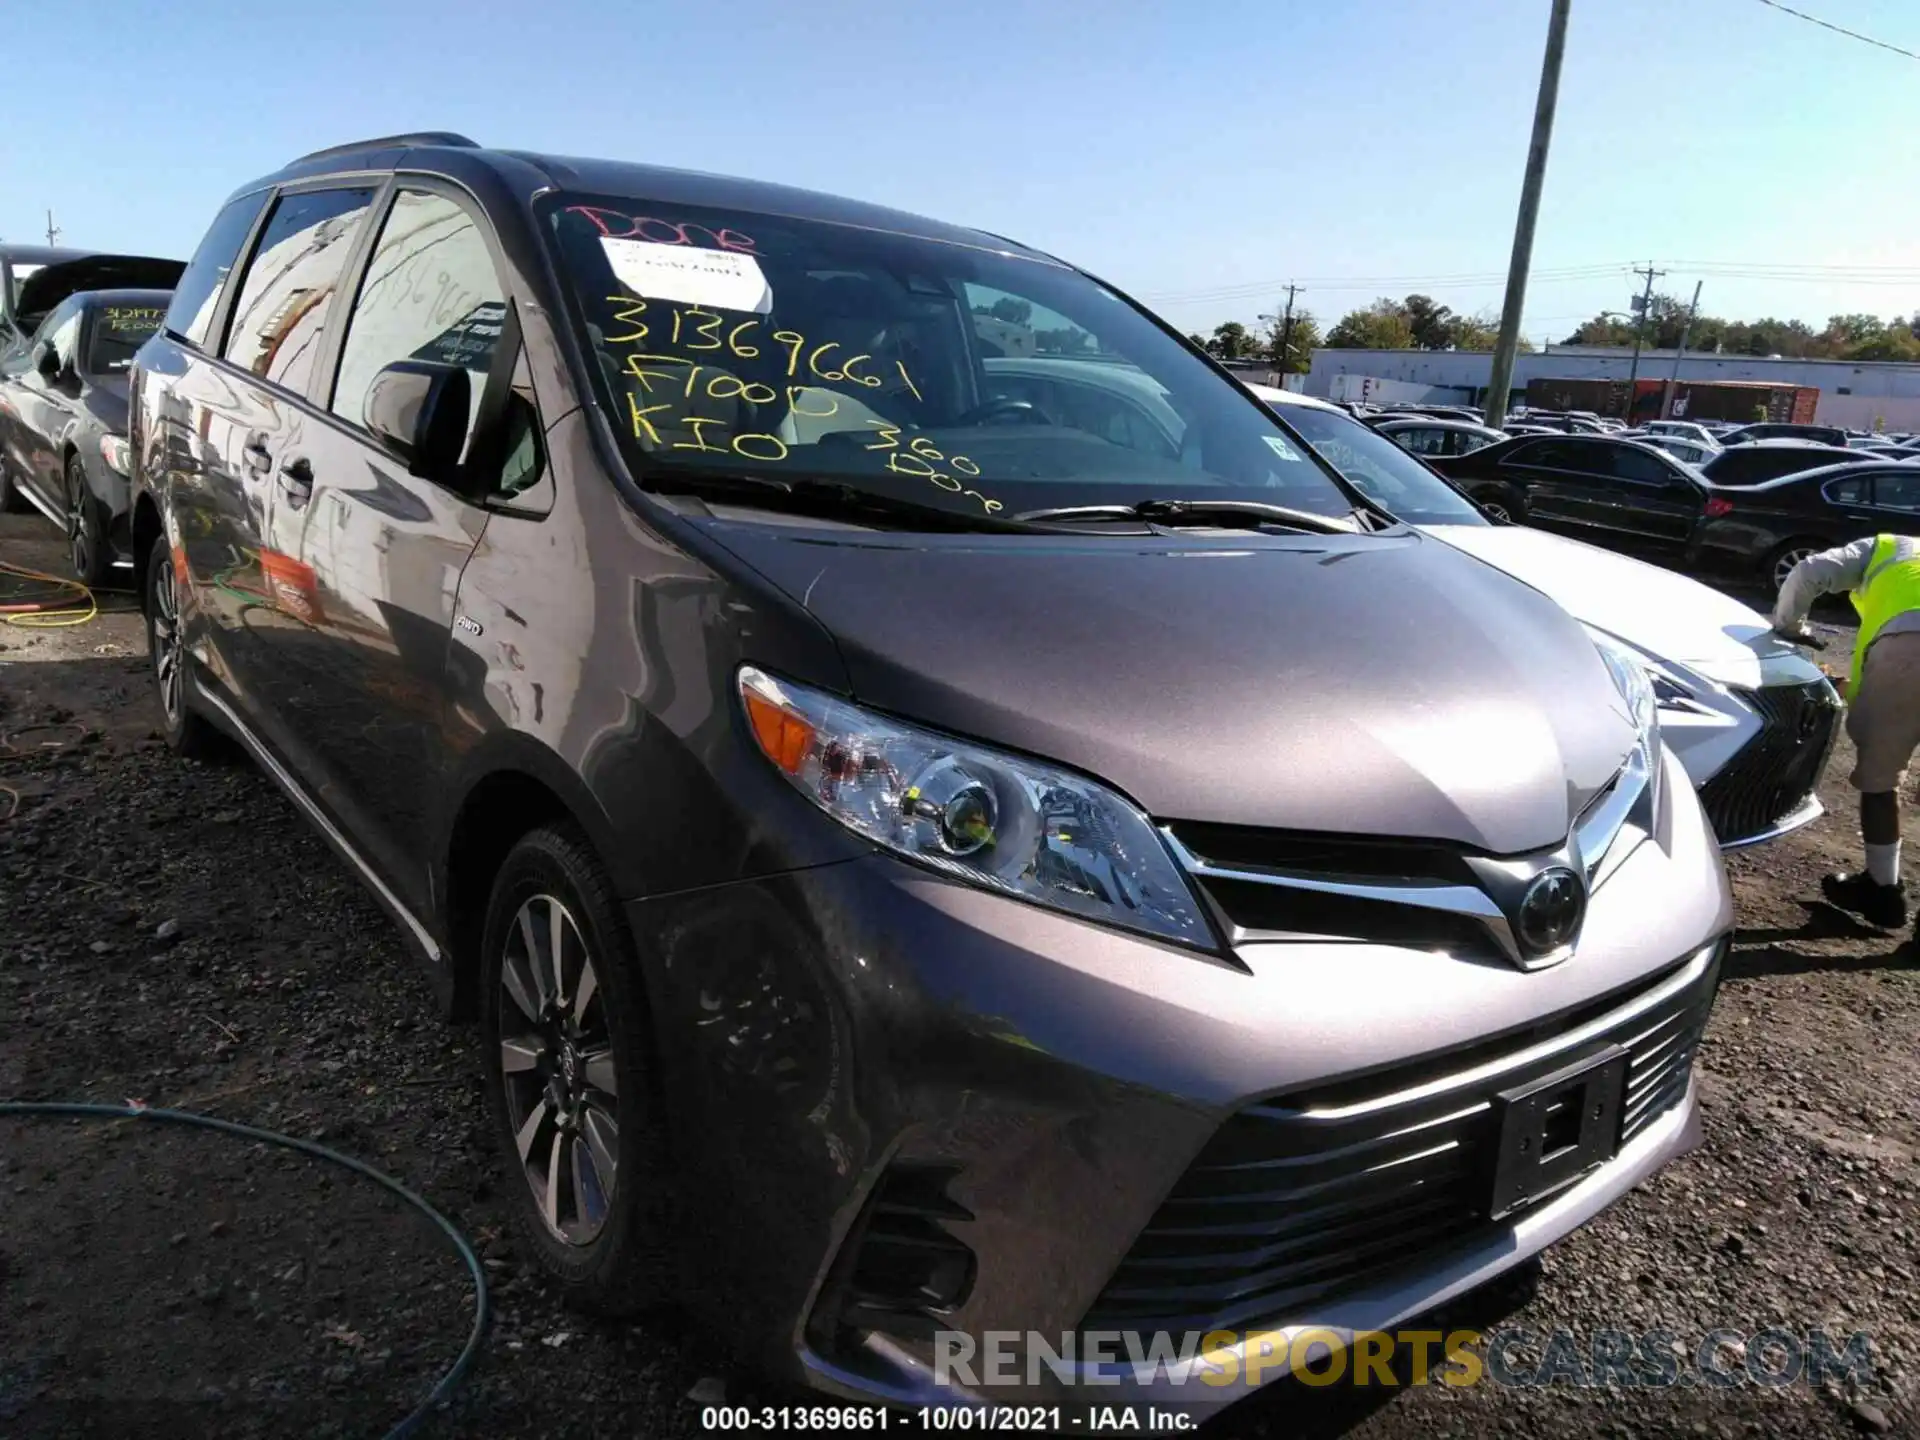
99 434 132 477
738 666 1211 946
1584 627 1658 739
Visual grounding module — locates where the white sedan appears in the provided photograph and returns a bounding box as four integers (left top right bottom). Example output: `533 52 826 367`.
1250 384 1840 848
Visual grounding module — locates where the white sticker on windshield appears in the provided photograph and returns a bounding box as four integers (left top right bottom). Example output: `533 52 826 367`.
1264 434 1304 462
599 237 772 314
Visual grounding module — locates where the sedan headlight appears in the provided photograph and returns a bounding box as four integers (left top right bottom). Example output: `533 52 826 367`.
99 434 132 477
738 666 1210 946
1585 627 1658 740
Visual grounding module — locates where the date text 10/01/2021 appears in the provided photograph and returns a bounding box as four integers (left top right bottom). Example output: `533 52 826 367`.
604 295 1005 516
700 1405 1195 1432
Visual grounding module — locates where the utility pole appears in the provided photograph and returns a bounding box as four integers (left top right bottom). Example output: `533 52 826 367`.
1623 262 1666 424
1661 280 1702 420
1278 284 1297 385
44 209 60 247
1259 284 1299 385
1483 0 1573 431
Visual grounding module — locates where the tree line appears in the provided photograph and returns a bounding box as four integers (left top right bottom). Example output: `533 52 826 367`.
1190 293 1521 367
1189 289 1920 368
1560 295 1920 362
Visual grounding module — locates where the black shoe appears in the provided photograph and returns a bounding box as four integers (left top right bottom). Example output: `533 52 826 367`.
1822 871 1909 929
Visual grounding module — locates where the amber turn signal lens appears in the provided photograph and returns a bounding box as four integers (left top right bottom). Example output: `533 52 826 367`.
743 686 815 775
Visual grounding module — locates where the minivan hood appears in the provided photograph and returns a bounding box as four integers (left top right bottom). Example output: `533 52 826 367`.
707 523 1638 855
1422 523 1820 686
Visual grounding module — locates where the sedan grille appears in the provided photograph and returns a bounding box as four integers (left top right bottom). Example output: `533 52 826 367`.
1700 681 1839 845
1079 944 1722 1336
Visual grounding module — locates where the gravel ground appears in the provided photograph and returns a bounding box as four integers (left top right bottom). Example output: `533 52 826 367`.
2 510 1917 1439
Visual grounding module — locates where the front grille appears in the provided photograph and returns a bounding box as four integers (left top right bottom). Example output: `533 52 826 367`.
1700 681 1840 845
1080 946 1722 1335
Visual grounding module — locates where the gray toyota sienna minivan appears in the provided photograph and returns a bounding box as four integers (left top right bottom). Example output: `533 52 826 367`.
127 133 1729 1418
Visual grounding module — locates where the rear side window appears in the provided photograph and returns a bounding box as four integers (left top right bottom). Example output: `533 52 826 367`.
1825 475 1868 504
165 193 268 348
222 187 376 394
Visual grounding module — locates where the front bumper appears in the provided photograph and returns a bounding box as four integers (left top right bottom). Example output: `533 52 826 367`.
629 746 1730 1417
1663 677 1840 848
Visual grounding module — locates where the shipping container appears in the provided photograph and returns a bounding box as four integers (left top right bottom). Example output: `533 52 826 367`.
1524 376 1819 426
1668 379 1819 425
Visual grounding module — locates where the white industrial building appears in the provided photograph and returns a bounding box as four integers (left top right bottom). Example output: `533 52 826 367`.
1304 345 1920 430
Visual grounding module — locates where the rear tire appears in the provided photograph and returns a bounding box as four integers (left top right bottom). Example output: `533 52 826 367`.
480 823 675 1316
1765 539 1824 595
66 456 112 589
143 540 222 759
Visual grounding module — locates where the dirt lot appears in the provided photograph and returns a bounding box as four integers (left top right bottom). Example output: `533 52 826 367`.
2 508 1917 1439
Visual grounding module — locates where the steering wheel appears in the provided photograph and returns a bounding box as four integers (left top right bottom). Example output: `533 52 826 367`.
955 396 1057 428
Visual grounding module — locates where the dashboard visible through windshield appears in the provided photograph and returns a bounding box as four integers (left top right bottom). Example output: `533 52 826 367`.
541 196 1364 523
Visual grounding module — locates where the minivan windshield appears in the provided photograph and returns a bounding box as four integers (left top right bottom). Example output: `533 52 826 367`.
541 194 1362 523
1268 402 1488 526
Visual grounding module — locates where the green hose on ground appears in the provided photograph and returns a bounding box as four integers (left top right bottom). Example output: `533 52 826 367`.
0 1100 491 1439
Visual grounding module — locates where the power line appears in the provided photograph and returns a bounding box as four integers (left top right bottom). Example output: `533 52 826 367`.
1752 0 1920 62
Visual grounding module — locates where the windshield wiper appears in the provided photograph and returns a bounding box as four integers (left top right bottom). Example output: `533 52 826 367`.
641 470 1042 534
1014 497 1362 535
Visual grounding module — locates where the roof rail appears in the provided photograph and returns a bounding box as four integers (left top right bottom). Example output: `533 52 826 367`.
290 132 479 164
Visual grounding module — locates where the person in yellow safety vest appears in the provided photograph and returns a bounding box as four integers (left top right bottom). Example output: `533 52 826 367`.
1773 533 1920 934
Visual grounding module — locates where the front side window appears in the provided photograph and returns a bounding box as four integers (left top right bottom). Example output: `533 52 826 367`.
1825 475 1868 504
166 193 268 348
1511 438 1574 468
223 187 376 393
1277 405 1484 526
1609 446 1671 484
88 303 167 374
332 189 511 466
541 195 1360 521
43 306 82 373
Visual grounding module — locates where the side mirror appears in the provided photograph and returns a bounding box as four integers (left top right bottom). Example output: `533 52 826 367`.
363 361 471 483
35 341 60 380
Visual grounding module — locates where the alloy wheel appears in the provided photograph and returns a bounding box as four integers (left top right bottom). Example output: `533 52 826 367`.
1773 547 1818 592
497 894 620 1246
67 472 93 580
1481 500 1512 523
151 558 183 724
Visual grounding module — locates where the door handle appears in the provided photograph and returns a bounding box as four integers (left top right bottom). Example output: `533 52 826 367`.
243 437 274 477
278 456 313 510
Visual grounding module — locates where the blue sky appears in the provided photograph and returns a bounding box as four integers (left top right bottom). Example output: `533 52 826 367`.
7 0 1918 346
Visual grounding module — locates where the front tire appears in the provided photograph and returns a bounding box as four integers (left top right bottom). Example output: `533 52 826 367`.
66 456 112 588
480 824 673 1315
1475 484 1526 525
143 540 221 758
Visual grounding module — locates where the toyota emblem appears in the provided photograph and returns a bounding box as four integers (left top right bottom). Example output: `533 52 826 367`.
1516 866 1586 958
